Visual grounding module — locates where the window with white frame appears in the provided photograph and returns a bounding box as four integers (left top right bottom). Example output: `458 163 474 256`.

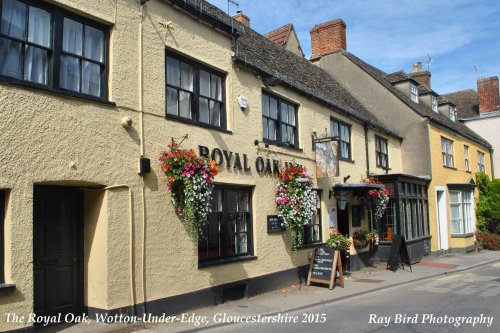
449 106 457 122
431 95 438 112
478 151 485 172
410 83 419 103
464 145 470 171
441 137 454 167
450 190 473 235
0 0 108 99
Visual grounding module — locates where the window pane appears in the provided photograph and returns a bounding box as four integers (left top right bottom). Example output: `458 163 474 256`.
288 105 295 125
331 121 339 137
268 119 276 140
227 190 237 212
166 57 180 86
281 124 287 143
84 26 104 62
166 87 178 116
0 37 22 79
270 97 278 119
210 101 221 126
179 91 191 119
288 126 294 145
262 118 268 139
60 55 80 92
237 191 249 212
180 62 193 91
280 102 289 123
211 75 221 101
211 189 222 212
199 97 209 123
262 95 269 116
1 0 26 39
63 18 83 56
28 6 51 47
199 70 210 97
24 46 47 85
81 61 101 96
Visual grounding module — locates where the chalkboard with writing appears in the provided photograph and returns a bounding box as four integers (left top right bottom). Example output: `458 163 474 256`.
267 215 285 233
351 205 361 228
307 246 344 289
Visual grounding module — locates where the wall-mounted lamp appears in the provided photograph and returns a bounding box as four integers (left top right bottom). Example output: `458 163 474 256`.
254 139 269 148
337 190 349 211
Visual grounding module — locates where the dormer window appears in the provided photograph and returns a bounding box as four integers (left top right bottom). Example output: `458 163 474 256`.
410 83 419 103
431 96 438 112
449 106 457 122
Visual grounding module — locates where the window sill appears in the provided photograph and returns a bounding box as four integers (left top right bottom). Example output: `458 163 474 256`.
0 284 16 293
451 233 474 238
376 165 391 171
465 170 472 174
165 115 233 134
198 255 257 268
300 242 324 250
0 77 116 107
339 158 355 164
262 140 303 152
443 165 457 170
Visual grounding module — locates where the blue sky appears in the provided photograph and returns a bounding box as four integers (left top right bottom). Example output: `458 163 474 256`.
207 0 500 94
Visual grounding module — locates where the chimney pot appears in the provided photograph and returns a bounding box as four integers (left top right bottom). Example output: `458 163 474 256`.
413 62 422 73
310 18 346 58
233 11 250 28
477 76 500 113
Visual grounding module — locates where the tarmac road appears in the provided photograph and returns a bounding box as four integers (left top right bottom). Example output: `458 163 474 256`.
204 261 500 333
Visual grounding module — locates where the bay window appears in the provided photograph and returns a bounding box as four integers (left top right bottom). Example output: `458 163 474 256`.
450 190 473 235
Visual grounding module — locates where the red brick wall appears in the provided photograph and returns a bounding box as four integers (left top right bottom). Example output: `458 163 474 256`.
233 12 250 28
477 76 500 113
310 19 346 58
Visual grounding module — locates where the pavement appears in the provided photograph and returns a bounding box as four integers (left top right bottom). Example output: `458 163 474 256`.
37 249 500 333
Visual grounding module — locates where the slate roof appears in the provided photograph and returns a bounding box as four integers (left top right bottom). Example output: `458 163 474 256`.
264 24 293 47
341 51 491 149
386 71 413 84
233 27 402 138
417 84 434 95
443 89 480 119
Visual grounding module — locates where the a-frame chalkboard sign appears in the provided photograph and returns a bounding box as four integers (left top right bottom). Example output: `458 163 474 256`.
387 235 412 272
307 246 344 289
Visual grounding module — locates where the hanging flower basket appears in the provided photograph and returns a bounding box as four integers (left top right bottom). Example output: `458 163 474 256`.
159 141 219 237
326 230 351 251
275 165 317 251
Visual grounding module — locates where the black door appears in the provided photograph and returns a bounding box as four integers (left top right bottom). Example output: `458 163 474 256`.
33 186 83 319
337 203 349 235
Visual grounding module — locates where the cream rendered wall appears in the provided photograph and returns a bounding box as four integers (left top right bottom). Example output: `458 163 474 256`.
427 125 493 253
315 52 433 177
464 116 500 178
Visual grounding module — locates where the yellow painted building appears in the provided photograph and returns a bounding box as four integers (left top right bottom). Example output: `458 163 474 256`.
0 1 405 331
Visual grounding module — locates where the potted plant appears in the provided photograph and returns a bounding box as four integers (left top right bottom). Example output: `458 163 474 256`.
275 165 317 251
326 230 351 251
352 228 369 249
159 141 219 237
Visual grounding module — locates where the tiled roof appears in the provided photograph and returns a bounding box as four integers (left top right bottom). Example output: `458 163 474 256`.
342 51 491 149
418 84 434 95
386 71 411 84
233 28 402 138
264 24 293 47
443 89 480 119
437 95 454 105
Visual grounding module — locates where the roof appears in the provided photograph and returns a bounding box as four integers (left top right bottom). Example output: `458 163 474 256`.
437 95 454 106
233 28 403 139
386 71 412 84
443 89 480 119
264 24 293 47
417 84 435 95
341 51 492 149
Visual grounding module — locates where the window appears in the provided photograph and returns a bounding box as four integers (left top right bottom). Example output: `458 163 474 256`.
449 106 457 122
410 83 418 103
450 190 473 235
464 145 470 171
198 186 253 264
0 0 108 99
303 190 322 246
431 95 438 112
478 151 485 172
380 199 397 241
262 93 298 147
399 182 429 241
331 118 351 159
0 191 4 284
375 136 389 169
441 137 454 167
166 53 225 129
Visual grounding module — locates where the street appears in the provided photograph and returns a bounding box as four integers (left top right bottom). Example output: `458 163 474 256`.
204 262 500 333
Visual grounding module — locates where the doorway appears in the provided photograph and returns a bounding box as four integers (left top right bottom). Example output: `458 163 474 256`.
436 188 448 251
33 186 84 319
337 203 349 235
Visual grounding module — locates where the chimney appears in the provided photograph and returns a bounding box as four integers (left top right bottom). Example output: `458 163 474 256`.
477 76 500 113
310 19 346 58
233 11 250 28
410 62 431 88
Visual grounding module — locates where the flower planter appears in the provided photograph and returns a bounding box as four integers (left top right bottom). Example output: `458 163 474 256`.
353 238 368 249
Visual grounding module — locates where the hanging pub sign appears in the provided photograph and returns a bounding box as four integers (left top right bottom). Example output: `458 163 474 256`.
315 139 339 178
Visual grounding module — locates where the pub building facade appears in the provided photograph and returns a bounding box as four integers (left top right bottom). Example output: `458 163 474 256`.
0 0 479 331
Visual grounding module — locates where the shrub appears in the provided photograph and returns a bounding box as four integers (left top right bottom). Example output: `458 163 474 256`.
475 231 500 250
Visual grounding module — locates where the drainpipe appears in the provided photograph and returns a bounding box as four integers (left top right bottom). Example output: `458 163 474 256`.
489 148 495 179
364 124 370 177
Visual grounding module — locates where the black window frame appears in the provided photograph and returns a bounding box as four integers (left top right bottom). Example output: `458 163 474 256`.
198 185 254 267
261 91 299 148
303 189 322 247
330 117 352 160
375 135 389 169
165 51 226 131
0 0 110 102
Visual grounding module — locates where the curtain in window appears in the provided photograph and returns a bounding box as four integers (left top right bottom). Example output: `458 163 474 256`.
0 0 25 78
0 38 21 78
24 6 50 84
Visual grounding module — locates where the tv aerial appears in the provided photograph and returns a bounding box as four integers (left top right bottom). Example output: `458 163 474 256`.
426 54 433 71
227 0 239 14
